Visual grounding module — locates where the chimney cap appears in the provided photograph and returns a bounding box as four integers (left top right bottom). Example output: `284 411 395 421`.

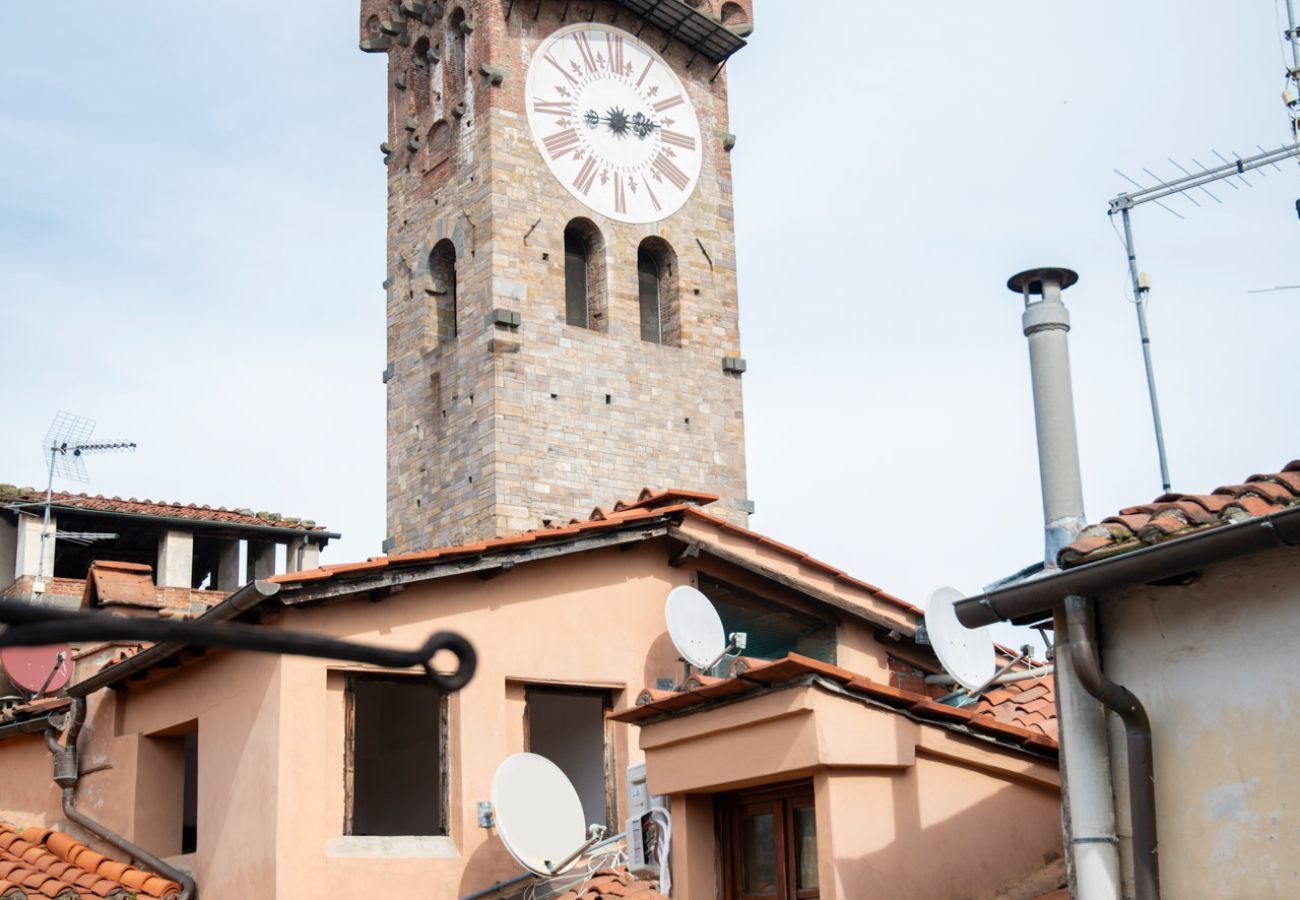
1007 267 1079 296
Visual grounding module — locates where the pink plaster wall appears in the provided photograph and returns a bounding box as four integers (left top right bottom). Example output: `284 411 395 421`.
641 684 1062 899
0 537 914 899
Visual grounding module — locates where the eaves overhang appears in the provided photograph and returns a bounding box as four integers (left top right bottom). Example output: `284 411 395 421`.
608 0 747 63
4 502 340 543
956 503 1300 628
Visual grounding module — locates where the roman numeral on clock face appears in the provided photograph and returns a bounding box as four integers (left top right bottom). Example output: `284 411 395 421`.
613 176 627 215
573 31 599 73
533 98 573 117
573 155 600 194
636 58 655 88
652 94 684 114
660 130 696 151
543 128 581 158
606 33 624 75
545 52 579 86
652 151 689 191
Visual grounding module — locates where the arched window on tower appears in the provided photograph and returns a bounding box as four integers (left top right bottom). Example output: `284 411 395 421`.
446 7 467 109
563 219 606 329
411 37 431 114
637 237 679 345
429 239 458 343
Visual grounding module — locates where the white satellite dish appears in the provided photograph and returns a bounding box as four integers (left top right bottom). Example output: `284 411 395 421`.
665 585 727 669
925 586 995 694
492 753 592 876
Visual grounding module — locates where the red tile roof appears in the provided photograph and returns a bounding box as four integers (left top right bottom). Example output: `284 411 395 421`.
1059 460 1300 567
0 697 71 729
970 674 1057 742
269 486 918 616
610 653 1058 757
551 867 665 900
0 485 330 534
0 823 182 899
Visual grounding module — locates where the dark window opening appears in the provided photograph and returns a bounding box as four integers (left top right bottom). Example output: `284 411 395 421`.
446 7 467 100
637 248 661 343
718 781 818 900
411 37 431 114
525 686 615 830
181 731 198 853
636 237 679 345
565 229 589 327
346 675 447 836
428 239 458 345
699 576 836 664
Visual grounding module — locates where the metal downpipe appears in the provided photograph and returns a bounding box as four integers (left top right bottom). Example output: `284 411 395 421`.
47 697 196 900
1065 595 1159 900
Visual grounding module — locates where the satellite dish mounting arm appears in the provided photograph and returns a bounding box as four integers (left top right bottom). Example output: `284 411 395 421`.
700 631 747 676
544 825 607 876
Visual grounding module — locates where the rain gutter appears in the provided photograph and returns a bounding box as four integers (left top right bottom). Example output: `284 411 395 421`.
955 504 1300 628
68 580 281 696
0 713 61 742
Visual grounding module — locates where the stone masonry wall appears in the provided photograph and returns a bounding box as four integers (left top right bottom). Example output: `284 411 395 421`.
363 0 752 551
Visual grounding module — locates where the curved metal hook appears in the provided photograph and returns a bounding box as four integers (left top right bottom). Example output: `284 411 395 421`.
0 600 477 692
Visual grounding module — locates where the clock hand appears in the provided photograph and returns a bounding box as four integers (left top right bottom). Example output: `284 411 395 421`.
582 107 660 139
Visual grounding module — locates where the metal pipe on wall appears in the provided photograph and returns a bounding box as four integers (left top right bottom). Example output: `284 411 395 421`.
1007 268 1121 900
1066 596 1160 900
46 697 197 900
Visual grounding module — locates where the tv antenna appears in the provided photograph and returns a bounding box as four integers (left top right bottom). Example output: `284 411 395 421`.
923 587 1033 697
30 413 137 594
1108 140 1300 494
491 753 608 877
664 585 746 680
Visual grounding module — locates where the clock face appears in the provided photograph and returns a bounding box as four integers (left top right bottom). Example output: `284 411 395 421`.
525 23 703 224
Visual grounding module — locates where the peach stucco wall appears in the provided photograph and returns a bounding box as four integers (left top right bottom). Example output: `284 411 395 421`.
639 685 1061 900
0 536 910 899
1099 549 1300 899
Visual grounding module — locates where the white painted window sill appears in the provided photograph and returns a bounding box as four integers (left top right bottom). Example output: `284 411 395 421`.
326 835 460 859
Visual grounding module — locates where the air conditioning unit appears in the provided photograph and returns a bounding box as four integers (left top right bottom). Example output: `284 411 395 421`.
626 762 668 881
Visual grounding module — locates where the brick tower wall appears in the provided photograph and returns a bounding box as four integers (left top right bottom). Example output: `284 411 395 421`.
362 0 753 552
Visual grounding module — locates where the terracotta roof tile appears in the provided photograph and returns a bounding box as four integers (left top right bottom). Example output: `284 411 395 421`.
1060 459 1300 567
0 822 180 899
970 675 1058 741
550 867 665 900
612 654 1057 757
0 486 328 534
82 562 158 610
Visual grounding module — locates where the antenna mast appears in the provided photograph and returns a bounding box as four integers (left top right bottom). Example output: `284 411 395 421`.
1286 0 1300 144
33 413 137 594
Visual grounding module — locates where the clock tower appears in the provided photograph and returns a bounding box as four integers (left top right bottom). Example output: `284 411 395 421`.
360 0 755 553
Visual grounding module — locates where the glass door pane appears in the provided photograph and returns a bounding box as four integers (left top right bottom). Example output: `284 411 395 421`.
793 805 818 891
740 811 778 896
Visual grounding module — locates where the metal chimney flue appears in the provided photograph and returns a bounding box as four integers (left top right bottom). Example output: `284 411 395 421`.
1008 267 1086 568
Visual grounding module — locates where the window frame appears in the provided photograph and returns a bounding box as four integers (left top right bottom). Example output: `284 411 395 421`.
343 672 450 837
717 780 819 900
522 684 619 832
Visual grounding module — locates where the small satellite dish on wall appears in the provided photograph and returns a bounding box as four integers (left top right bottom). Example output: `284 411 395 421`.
664 585 747 674
0 643 72 696
492 753 594 877
925 586 994 694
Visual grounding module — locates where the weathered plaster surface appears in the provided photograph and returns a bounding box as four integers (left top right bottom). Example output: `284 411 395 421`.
1099 546 1300 898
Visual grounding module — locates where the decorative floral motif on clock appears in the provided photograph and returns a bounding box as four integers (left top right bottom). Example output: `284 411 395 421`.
525 23 703 224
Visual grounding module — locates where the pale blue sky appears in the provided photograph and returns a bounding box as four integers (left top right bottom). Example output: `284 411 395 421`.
2 2 1297 652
